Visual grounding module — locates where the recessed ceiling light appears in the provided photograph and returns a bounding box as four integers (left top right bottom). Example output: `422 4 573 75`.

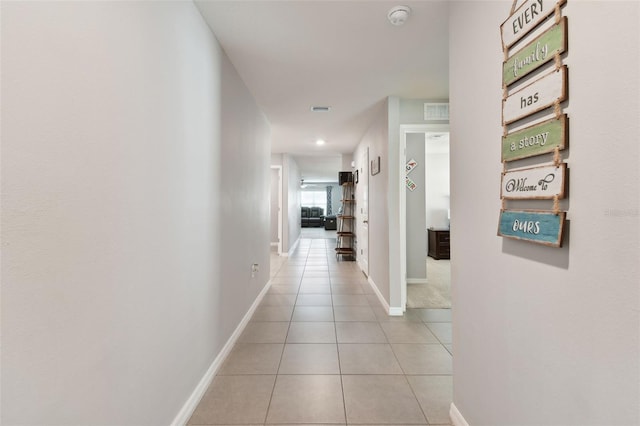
388 5 411 26
316 139 326 146
311 106 331 112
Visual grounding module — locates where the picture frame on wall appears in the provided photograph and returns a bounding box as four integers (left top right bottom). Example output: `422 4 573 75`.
371 156 380 175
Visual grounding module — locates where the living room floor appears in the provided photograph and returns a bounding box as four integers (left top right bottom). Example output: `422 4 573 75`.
301 226 337 239
188 237 453 425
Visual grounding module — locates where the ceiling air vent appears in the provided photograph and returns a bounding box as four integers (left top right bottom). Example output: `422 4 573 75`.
311 106 331 112
424 103 449 121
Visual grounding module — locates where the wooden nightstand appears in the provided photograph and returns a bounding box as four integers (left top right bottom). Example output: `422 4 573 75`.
428 229 450 260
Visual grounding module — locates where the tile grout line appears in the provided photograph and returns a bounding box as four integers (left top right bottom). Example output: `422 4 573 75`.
327 243 350 426
263 238 451 426
262 243 309 425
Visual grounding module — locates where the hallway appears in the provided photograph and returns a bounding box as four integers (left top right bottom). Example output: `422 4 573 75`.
188 237 452 425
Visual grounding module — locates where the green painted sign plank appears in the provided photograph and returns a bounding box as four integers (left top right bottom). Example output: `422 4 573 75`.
503 18 568 87
498 210 565 247
502 115 568 162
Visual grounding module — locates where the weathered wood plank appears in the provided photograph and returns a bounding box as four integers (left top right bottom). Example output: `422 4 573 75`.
498 210 566 247
502 115 568 162
501 0 567 48
501 163 566 199
502 66 567 125
503 17 568 87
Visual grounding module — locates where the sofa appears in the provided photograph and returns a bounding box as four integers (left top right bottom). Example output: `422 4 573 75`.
301 206 325 227
324 215 337 230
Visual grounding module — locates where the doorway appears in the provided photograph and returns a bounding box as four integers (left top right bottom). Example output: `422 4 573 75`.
399 124 450 311
270 166 283 255
405 132 451 309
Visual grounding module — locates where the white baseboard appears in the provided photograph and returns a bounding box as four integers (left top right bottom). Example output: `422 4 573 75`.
367 275 389 312
388 306 404 316
286 235 301 257
367 276 404 317
171 279 272 426
450 403 470 426
407 278 428 285
270 242 283 256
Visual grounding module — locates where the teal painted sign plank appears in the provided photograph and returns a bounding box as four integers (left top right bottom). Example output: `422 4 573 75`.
498 210 565 247
501 0 567 48
502 115 568 162
503 17 568 87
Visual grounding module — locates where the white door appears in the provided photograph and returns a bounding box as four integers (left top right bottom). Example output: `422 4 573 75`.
357 149 369 275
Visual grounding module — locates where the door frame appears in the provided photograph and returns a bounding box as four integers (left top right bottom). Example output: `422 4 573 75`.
271 165 283 255
357 148 369 276
398 124 450 310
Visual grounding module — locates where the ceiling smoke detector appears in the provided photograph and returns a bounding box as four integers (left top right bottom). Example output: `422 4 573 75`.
387 5 411 26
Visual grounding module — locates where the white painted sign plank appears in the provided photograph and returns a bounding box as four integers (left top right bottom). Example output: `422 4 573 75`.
501 163 566 199
501 0 567 49
406 159 418 175
406 176 417 191
503 66 567 125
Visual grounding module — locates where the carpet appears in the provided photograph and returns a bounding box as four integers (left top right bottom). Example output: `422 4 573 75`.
406 258 451 309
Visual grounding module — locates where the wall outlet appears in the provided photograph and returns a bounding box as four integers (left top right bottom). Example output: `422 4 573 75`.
251 263 259 278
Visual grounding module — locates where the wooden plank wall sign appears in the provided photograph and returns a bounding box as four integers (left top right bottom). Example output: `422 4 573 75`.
502 66 567 125
406 176 417 192
501 163 566 199
501 0 567 48
406 159 418 175
502 115 567 161
498 210 565 247
499 0 569 248
503 17 567 87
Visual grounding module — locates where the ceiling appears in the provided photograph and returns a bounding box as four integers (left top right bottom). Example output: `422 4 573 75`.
426 132 450 154
195 0 450 180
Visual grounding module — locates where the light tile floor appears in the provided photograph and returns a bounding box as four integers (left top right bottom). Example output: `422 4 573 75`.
189 237 452 426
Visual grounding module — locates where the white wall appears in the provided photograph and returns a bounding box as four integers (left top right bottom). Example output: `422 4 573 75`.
400 98 449 123
450 1 639 425
425 151 450 229
387 97 402 308
406 134 427 281
272 153 301 254
271 153 283 166
1 2 271 425
367 98 451 308
271 155 284 249
270 168 280 244
354 100 390 304
341 153 355 172
329 184 342 216
283 154 301 254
